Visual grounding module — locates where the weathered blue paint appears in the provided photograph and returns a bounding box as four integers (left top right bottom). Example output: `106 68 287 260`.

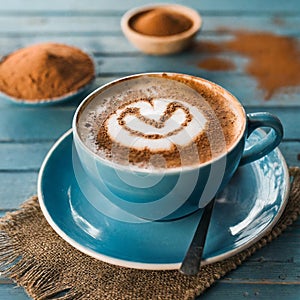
0 0 299 299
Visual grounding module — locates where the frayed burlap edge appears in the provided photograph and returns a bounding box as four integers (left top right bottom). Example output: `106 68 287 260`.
0 167 299 300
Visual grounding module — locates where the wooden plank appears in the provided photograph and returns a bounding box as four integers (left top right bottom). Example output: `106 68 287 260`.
0 15 299 36
0 285 30 300
0 282 298 300
0 31 296 54
0 142 53 171
0 16 121 34
0 172 37 209
279 142 300 166
1 0 300 14
200 283 300 299
88 55 290 80
0 35 131 54
225 260 300 281
0 108 73 142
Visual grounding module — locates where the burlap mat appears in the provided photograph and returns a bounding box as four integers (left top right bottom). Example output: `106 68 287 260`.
0 167 299 300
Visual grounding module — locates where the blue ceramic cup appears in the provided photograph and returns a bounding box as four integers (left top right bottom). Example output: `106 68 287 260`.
73 73 283 221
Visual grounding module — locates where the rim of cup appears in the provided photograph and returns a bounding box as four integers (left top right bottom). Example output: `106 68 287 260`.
72 72 246 174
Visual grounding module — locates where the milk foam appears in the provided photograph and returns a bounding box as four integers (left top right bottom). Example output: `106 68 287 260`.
76 75 244 168
106 98 207 151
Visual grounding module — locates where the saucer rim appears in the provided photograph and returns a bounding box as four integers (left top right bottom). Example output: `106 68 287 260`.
38 128 290 270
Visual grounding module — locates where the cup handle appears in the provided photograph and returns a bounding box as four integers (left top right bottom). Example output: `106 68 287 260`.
239 112 283 165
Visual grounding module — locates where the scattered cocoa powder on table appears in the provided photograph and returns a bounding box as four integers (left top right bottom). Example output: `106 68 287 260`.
130 9 193 36
0 42 95 101
198 57 235 71
196 30 300 100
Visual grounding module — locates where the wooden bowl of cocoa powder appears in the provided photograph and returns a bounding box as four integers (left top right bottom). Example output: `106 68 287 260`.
121 4 202 55
0 42 96 105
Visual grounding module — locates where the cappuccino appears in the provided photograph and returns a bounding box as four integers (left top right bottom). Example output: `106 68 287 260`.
77 74 244 169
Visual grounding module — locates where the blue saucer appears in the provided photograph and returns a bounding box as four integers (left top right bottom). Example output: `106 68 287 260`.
38 129 290 270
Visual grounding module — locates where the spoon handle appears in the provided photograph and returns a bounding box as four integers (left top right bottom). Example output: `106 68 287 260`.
179 197 216 276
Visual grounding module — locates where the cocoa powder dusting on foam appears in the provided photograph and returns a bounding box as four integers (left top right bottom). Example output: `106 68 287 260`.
94 76 240 168
196 30 300 100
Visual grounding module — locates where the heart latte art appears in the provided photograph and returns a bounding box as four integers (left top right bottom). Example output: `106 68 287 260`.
77 75 242 169
106 98 207 151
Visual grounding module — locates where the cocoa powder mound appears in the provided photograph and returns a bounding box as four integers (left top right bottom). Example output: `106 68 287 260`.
130 9 193 36
0 43 95 101
196 30 300 100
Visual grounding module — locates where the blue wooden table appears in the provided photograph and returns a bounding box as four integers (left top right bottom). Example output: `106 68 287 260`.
0 0 299 299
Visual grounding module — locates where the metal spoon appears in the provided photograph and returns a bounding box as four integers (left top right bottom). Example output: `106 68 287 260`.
179 197 216 275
